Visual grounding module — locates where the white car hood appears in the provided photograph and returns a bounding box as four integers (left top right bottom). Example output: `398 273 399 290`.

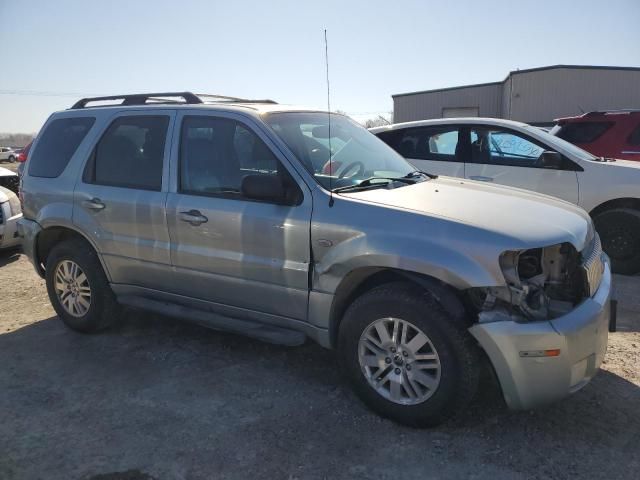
342 176 594 251
0 166 16 177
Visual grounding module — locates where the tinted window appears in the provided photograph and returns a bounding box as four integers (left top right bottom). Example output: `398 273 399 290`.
471 128 545 166
390 127 459 161
627 123 640 145
556 122 613 144
29 117 95 178
86 116 168 190
180 116 279 198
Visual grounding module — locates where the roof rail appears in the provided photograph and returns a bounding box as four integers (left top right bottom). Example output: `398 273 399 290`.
71 92 203 109
71 91 278 109
196 94 278 104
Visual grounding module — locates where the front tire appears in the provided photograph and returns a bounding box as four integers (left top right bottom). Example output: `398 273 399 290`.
594 208 640 275
338 282 480 427
45 239 119 333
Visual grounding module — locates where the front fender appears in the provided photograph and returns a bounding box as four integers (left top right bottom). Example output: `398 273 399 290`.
313 233 504 294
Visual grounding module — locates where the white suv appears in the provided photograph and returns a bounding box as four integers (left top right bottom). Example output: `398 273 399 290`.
372 118 640 274
0 147 18 163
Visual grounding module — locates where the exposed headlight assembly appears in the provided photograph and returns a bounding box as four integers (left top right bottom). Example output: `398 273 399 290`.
471 243 586 322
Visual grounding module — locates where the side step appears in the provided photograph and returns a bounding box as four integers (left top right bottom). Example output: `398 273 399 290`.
117 295 306 347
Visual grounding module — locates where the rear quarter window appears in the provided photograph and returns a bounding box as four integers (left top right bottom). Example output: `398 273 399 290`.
29 117 95 178
555 121 613 144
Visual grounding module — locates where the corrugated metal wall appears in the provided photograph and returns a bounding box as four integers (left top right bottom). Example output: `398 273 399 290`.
509 68 640 123
394 67 640 124
393 83 501 123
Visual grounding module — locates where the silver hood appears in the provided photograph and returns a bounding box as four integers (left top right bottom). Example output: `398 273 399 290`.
341 176 593 252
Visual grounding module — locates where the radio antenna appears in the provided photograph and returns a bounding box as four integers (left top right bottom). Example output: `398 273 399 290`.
324 29 334 207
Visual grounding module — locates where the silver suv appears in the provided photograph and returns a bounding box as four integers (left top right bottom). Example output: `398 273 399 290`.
19 92 613 427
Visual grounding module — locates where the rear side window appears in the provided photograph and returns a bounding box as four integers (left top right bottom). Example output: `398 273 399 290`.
28 117 95 178
555 122 613 144
84 115 169 191
627 123 640 145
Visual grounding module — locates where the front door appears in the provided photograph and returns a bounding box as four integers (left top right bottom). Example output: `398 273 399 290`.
464 126 580 204
165 112 312 321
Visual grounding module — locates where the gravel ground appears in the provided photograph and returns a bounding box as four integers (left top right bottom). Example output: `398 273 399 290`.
0 249 638 480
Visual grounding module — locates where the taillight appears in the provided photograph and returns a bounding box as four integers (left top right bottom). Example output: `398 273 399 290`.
18 141 32 162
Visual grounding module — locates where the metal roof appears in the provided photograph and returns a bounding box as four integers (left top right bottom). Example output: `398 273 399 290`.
392 65 640 98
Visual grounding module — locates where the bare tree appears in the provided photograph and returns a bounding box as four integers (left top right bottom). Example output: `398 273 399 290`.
364 114 392 129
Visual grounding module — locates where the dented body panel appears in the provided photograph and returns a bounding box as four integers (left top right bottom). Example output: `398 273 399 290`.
469 256 611 409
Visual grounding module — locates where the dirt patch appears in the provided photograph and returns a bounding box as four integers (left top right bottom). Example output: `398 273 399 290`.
1 250 639 480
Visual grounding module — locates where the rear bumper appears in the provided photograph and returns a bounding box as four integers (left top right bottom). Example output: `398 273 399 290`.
16 217 43 275
470 255 611 410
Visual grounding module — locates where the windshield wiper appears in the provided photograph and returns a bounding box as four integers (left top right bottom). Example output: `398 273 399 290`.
332 176 417 193
403 170 438 180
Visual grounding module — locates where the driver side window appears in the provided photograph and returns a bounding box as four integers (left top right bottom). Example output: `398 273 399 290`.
470 128 546 167
180 116 280 198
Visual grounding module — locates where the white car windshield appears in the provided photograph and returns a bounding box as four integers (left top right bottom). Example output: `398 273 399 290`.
265 112 418 191
523 125 599 161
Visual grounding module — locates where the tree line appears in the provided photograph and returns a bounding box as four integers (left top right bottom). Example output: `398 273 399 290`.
0 133 36 148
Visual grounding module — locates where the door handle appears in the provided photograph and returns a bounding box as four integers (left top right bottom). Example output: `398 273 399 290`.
469 175 493 182
82 197 106 210
179 210 208 226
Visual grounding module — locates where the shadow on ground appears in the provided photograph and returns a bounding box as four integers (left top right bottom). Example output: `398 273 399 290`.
1 311 639 480
0 247 21 268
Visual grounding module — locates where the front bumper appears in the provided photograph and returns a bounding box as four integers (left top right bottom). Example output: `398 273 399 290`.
469 255 612 410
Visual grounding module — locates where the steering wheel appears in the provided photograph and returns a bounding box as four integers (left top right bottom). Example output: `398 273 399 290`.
337 160 365 179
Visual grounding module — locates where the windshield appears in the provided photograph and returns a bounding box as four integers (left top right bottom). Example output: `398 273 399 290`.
522 125 599 161
265 112 416 191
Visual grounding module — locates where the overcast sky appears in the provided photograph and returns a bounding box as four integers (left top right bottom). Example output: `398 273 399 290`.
1 0 639 132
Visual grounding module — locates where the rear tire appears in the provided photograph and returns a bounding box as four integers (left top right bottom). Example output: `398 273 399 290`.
8 155 16 163
338 282 480 427
593 208 640 275
45 238 119 333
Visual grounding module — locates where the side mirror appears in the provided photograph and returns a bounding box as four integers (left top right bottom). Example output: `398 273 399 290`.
538 151 563 169
241 174 286 203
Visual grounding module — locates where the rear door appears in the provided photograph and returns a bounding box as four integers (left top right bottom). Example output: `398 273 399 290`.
165 111 312 320
464 126 579 203
73 110 175 290
376 126 465 177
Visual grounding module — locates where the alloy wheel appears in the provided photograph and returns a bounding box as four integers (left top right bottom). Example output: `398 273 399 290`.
54 260 91 317
358 317 441 405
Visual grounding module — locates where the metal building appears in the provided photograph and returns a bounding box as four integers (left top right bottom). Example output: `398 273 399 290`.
392 65 640 125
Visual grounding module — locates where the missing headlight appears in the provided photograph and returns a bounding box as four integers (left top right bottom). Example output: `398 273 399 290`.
470 243 588 322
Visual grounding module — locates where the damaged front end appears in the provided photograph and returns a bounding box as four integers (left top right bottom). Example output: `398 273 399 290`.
469 236 604 323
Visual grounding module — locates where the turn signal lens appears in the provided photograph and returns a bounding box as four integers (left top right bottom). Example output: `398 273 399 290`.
519 349 561 358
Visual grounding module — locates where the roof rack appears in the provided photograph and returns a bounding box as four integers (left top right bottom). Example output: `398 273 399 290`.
71 92 202 109
196 94 277 104
70 91 278 109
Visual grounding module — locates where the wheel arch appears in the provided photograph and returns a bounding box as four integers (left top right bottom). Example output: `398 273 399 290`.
589 197 640 217
34 226 111 281
328 267 469 348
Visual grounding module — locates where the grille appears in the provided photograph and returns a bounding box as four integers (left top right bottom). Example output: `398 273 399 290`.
582 233 604 297
0 203 4 225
